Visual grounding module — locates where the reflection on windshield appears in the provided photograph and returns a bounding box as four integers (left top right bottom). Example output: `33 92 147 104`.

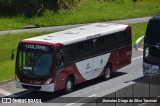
18 51 52 76
144 46 160 63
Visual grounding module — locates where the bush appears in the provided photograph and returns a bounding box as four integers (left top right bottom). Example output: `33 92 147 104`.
0 0 81 17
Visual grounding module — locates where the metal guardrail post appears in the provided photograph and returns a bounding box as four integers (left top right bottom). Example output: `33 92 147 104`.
134 36 144 51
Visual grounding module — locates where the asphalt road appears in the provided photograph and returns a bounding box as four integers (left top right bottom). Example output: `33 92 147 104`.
0 16 151 35
0 49 143 106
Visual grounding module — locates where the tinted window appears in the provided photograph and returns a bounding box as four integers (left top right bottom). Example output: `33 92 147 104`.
56 48 65 68
18 51 52 76
66 45 79 63
105 34 117 51
78 40 93 59
146 18 160 44
94 37 105 55
117 31 128 48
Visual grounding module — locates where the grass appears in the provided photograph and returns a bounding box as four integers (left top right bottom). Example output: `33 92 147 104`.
0 22 147 82
132 22 147 45
0 0 159 30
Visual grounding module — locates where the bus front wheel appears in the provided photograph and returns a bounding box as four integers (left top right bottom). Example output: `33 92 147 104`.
104 66 111 80
65 77 73 93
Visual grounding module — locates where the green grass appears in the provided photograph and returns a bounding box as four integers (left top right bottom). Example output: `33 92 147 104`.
0 22 147 82
0 0 159 30
132 22 147 45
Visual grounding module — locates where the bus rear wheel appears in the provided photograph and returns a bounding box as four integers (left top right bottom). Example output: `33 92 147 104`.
104 66 111 80
65 77 73 93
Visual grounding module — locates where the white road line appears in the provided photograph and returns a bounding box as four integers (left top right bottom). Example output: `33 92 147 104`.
65 94 97 106
0 88 12 96
88 94 97 97
65 103 75 106
138 48 143 51
132 56 143 61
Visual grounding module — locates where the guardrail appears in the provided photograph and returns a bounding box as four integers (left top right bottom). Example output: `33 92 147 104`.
134 36 144 51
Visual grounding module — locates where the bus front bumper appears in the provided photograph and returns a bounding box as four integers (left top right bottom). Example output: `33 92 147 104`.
143 62 160 76
15 80 54 92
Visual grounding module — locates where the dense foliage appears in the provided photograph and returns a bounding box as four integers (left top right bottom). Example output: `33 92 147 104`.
0 0 80 17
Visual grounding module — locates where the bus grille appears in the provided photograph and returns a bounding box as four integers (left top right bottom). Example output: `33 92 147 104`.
22 84 41 90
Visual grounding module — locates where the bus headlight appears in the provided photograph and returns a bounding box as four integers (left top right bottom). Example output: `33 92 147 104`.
15 75 20 82
44 78 52 85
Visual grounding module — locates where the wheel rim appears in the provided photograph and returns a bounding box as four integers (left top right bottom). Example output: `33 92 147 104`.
105 68 110 79
66 80 72 91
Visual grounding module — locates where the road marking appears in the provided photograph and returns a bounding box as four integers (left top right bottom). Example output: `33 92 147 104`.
88 94 97 97
65 94 97 106
65 103 75 106
132 56 143 61
138 48 143 51
0 88 12 96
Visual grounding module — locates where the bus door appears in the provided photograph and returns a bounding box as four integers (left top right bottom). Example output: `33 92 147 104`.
54 49 66 90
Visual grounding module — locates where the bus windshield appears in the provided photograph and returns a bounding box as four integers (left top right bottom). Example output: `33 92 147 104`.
18 51 52 76
144 46 160 64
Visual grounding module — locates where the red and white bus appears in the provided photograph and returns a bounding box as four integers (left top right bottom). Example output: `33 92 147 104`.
15 23 132 93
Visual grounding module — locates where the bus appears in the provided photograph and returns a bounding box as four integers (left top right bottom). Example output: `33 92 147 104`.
15 23 132 93
143 15 160 76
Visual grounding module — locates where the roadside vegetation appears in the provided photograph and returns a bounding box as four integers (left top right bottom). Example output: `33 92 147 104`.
0 0 159 30
0 22 147 82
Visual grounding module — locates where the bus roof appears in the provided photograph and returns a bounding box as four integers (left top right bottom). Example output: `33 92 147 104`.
22 23 129 45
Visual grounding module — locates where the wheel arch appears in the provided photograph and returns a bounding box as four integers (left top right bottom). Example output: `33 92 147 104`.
66 73 75 85
105 62 113 72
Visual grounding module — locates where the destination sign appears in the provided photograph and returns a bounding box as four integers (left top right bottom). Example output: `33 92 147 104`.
19 43 53 52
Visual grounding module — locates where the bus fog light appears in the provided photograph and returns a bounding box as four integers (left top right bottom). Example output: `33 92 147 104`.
45 78 52 85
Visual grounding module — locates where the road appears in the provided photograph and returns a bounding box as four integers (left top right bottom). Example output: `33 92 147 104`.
0 16 151 35
0 49 143 106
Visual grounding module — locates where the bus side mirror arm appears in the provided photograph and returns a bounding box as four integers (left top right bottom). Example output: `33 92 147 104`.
134 36 144 51
11 47 17 60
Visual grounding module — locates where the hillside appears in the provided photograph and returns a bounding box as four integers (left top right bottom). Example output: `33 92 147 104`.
0 0 159 30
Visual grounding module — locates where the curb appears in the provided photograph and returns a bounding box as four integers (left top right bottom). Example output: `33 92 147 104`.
0 79 14 85
0 16 152 35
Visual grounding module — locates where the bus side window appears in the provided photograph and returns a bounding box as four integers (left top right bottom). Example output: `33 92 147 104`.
94 37 105 55
79 40 93 59
105 34 116 51
56 49 65 68
116 31 128 48
66 44 79 63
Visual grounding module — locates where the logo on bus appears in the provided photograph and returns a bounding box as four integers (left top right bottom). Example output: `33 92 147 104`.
25 44 48 51
86 63 91 69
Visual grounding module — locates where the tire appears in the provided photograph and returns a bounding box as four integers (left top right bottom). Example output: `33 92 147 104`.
104 66 111 80
65 77 73 93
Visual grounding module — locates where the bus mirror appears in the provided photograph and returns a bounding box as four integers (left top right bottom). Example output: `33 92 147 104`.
134 44 138 51
11 47 17 60
11 53 14 60
134 36 144 51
